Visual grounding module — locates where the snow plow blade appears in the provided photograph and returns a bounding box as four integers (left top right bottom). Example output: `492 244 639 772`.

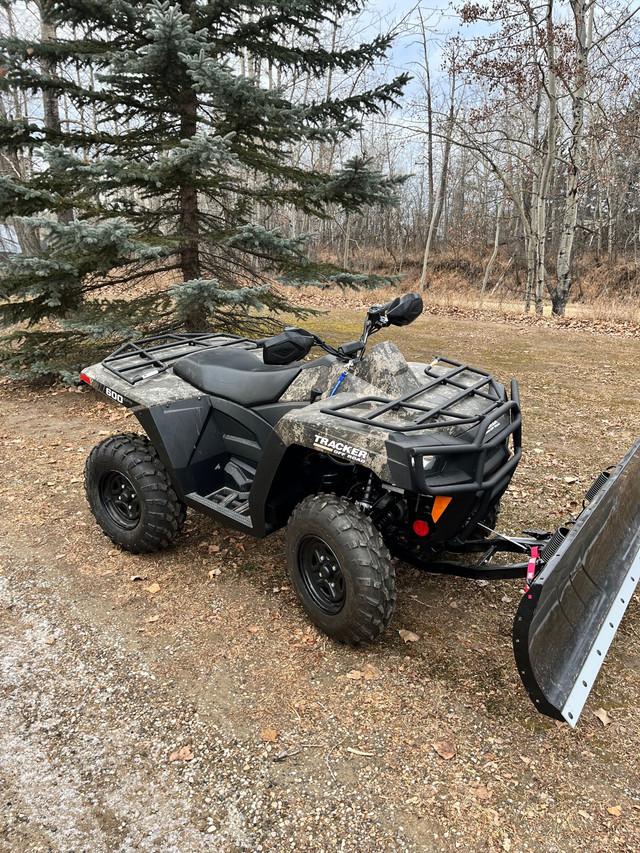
514 437 640 726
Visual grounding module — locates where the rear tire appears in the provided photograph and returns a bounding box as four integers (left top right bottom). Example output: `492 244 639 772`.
84 432 186 553
286 494 396 645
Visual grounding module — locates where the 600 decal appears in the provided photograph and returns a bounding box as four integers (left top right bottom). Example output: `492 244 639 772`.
105 387 124 404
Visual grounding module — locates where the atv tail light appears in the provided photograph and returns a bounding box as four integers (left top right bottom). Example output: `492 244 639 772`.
79 372 91 385
412 519 430 537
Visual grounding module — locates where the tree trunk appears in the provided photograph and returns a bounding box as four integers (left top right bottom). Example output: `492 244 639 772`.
418 9 435 218
524 233 535 313
37 3 74 226
480 198 504 306
179 0 203 331
343 213 351 269
419 67 455 292
0 96 41 255
533 0 558 315
553 0 594 316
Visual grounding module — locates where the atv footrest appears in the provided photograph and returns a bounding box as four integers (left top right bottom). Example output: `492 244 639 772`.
186 488 253 530
207 486 251 513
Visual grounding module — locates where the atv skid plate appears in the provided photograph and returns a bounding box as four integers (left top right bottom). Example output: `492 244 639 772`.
513 436 640 726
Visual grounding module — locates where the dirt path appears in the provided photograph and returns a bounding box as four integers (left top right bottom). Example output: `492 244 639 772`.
2 310 640 852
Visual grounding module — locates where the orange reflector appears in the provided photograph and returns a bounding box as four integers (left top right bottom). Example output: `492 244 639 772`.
431 495 452 523
412 519 429 537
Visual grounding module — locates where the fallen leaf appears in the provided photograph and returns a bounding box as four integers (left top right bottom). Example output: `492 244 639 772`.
208 544 220 553
346 669 363 680
260 728 279 743
346 746 374 757
594 707 613 726
145 583 160 595
247 626 259 634
44 637 56 645
362 663 382 680
578 810 592 820
501 595 513 603
146 615 160 623
433 740 457 760
502 837 511 852
130 575 144 582
607 805 622 817
470 784 493 801
169 746 194 762
208 568 221 579
399 629 420 643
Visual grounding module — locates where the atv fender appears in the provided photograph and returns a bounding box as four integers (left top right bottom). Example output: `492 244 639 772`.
514 436 640 726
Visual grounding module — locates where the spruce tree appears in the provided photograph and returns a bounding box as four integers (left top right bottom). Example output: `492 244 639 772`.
0 0 408 379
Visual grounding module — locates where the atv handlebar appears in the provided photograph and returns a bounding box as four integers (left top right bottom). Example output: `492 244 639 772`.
263 292 424 366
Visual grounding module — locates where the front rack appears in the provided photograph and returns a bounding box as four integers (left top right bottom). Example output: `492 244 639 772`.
322 356 506 433
102 333 255 385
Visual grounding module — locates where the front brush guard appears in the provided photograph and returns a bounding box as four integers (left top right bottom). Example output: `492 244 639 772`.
513 436 640 726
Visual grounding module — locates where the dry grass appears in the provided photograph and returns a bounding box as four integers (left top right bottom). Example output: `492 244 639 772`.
329 244 640 325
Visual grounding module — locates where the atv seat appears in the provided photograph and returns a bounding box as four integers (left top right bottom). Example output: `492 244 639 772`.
173 347 302 406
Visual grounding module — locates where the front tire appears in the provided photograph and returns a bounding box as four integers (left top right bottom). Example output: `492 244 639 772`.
84 432 186 553
286 494 396 645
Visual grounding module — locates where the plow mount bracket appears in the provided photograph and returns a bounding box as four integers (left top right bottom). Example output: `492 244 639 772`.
513 436 640 726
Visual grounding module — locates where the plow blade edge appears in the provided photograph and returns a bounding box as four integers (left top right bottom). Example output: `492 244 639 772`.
513 436 640 726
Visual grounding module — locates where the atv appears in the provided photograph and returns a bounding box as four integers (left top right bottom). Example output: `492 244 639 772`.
79 293 640 727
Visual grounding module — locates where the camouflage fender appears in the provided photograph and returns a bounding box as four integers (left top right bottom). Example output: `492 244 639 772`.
275 395 395 481
276 341 428 481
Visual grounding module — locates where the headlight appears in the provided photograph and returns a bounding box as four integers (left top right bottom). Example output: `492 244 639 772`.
422 455 440 471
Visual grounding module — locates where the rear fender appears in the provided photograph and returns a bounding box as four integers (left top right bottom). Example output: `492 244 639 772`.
513 436 640 726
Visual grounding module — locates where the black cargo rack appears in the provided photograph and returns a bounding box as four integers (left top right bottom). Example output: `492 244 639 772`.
102 333 256 385
323 357 509 434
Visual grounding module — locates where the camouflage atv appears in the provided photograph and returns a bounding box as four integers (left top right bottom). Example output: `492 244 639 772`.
80 293 640 727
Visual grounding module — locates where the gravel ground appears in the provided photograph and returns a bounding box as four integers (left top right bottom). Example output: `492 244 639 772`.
2 306 640 852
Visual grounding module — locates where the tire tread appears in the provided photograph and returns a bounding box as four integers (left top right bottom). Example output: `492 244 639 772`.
286 494 396 645
84 432 186 554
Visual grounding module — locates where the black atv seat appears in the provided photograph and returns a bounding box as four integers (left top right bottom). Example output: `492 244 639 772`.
173 347 302 406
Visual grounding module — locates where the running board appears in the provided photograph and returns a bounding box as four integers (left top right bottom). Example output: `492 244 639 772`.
185 488 254 531
513 436 640 726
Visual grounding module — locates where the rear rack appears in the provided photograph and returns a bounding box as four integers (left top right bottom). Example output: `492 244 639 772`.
323 356 506 433
102 333 255 385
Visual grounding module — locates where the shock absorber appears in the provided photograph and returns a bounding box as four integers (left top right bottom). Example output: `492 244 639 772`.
358 472 375 511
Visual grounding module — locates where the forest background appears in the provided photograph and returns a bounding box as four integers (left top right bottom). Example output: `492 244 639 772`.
1 0 640 377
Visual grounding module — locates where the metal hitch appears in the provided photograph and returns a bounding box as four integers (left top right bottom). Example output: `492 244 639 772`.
513 436 640 726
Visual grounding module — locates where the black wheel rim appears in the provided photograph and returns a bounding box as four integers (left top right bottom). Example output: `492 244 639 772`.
298 535 346 614
100 471 141 530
